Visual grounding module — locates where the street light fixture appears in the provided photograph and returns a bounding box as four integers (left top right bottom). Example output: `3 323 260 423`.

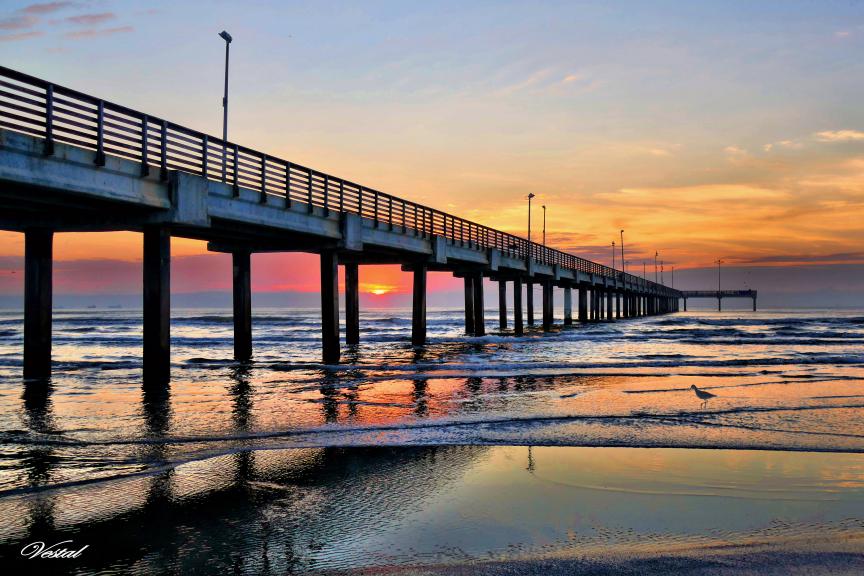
527 193 535 246
542 205 547 246
219 30 233 182
654 251 659 283
612 241 616 270
620 230 625 275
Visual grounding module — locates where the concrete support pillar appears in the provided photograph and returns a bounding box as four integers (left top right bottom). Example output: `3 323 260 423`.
464 276 475 335
753 297 757 312
578 286 587 322
143 226 171 383
320 251 340 364
684 298 688 312
527 281 535 326
718 296 722 312
616 292 622 319
24 229 53 380
232 250 252 361
412 265 427 345
606 289 614 321
498 280 507 331
563 286 573 325
473 273 485 336
542 281 553 331
344 263 360 345
513 278 524 336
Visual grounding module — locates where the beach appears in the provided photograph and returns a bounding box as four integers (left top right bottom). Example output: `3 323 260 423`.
0 307 863 572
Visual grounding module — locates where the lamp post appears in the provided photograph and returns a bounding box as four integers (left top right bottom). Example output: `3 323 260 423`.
219 30 233 182
612 241 616 270
671 265 674 289
654 251 659 283
620 230 625 275
527 193 535 246
643 261 646 279
542 205 546 246
661 260 664 285
717 259 723 291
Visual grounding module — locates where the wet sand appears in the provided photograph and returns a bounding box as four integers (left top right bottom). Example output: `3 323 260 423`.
2 445 864 573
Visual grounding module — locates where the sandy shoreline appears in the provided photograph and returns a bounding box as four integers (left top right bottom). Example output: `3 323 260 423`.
337 535 864 575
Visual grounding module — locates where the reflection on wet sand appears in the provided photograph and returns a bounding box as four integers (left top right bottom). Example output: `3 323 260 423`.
2 445 864 574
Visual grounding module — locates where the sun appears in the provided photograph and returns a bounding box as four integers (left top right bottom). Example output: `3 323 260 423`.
370 288 389 295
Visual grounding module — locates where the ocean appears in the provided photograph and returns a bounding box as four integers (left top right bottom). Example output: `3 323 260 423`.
1 307 863 573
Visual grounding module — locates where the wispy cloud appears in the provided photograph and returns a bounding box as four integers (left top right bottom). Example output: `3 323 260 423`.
20 2 76 15
815 130 864 142
65 25 133 39
0 14 38 30
0 30 43 42
834 30 851 38
763 139 804 152
64 12 115 26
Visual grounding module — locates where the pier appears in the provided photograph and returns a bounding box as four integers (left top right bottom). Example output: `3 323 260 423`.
681 290 758 312
0 66 682 382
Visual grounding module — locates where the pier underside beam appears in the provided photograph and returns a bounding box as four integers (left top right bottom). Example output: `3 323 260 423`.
23 229 53 380
578 286 587 322
498 280 507 331
473 273 485 336
320 251 340 364
344 263 360 345
412 265 427 345
563 286 572 325
463 275 475 335
232 250 252 361
143 226 171 384
542 281 553 331
606 289 614 321
513 278 524 336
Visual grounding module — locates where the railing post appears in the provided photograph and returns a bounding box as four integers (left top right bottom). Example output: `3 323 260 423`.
259 155 267 204
388 196 393 231
307 169 314 213
95 100 106 166
43 84 54 156
159 120 168 181
284 163 292 208
323 175 330 216
140 115 149 177
402 201 407 233
201 135 209 178
358 186 364 217
374 191 379 227
339 180 344 213
232 144 239 196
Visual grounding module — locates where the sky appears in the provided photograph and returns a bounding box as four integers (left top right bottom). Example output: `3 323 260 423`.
1 0 863 306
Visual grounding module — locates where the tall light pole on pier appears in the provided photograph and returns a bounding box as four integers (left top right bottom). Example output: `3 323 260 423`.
219 30 233 182
620 230 625 275
717 259 723 291
654 251 659 283
671 265 675 288
542 205 547 246
643 261 646 279
612 241 616 270
716 258 724 312
661 260 664 285
527 193 535 246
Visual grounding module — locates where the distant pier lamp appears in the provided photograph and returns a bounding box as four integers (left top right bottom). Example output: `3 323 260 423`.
620 229 625 275
542 205 547 246
527 193 535 247
219 30 233 182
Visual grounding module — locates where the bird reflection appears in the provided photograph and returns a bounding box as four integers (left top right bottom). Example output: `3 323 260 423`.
527 446 535 473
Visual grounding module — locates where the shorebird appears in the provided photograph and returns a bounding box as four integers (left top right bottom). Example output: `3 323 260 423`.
690 384 716 408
